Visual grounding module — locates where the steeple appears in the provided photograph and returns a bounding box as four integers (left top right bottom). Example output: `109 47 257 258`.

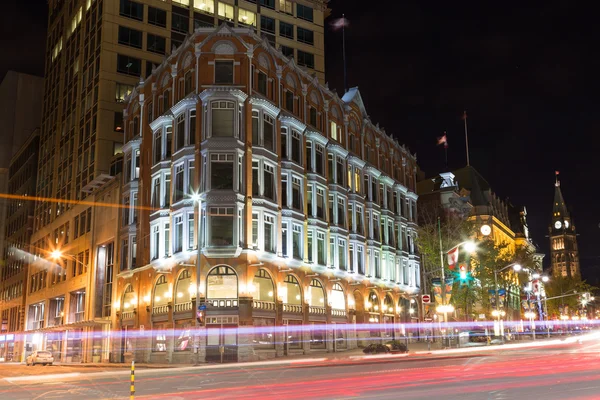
552 179 570 219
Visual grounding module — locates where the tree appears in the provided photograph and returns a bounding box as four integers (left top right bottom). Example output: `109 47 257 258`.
415 203 474 301
544 276 597 318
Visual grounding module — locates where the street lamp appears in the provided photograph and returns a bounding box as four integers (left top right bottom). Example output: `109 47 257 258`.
493 263 521 340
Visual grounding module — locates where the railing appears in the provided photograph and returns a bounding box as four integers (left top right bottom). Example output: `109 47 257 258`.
121 311 135 320
309 306 326 315
332 308 347 318
208 298 238 308
283 304 303 313
253 300 276 311
174 302 193 312
152 305 170 315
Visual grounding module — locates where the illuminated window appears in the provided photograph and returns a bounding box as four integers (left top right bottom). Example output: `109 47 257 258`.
218 2 234 21
238 9 256 27
194 0 214 14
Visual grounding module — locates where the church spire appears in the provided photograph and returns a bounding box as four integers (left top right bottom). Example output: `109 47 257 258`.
552 171 569 219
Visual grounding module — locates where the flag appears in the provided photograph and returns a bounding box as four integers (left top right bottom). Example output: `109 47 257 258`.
447 246 459 266
462 111 467 120
437 133 448 148
330 16 349 30
555 170 559 175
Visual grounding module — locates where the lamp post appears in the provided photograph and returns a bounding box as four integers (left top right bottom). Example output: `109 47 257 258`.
436 217 475 348
493 263 521 341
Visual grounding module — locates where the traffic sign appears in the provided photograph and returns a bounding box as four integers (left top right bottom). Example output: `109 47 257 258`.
422 295 431 304
198 304 207 311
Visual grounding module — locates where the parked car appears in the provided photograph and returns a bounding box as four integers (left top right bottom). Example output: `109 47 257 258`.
26 351 54 366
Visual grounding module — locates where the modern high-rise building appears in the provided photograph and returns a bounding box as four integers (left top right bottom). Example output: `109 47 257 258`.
549 174 580 279
0 71 43 362
118 25 420 364
23 0 327 362
0 132 41 362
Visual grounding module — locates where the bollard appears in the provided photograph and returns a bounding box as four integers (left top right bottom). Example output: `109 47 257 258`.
130 360 135 400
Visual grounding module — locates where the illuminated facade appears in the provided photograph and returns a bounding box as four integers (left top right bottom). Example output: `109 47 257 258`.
549 177 580 279
24 0 328 363
118 25 420 363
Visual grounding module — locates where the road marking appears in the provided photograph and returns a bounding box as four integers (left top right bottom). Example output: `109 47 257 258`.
5 372 82 382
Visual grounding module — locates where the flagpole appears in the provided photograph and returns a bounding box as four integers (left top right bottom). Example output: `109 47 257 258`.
464 110 470 166
342 14 347 93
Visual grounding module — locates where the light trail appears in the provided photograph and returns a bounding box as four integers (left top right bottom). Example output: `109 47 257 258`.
0 193 157 212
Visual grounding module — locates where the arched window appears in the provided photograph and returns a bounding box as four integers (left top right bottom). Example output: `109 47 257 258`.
206 266 238 299
399 297 411 322
331 283 345 310
253 269 274 302
121 285 136 312
384 295 395 314
366 291 379 313
308 279 325 307
283 275 301 305
153 275 170 308
174 269 193 306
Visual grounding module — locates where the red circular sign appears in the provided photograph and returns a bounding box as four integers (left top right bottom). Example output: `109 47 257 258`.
422 295 431 303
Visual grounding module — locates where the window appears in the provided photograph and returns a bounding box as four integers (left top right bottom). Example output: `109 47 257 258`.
357 245 364 274
260 15 275 34
211 101 235 137
337 197 346 228
117 54 141 76
210 154 234 190
263 114 274 152
252 112 259 145
356 205 364 235
176 114 185 151
147 33 166 54
260 0 275 9
164 173 171 207
174 215 184 253
194 0 214 14
257 71 267 95
174 163 185 201
291 176 302 210
292 224 302 260
165 126 173 158
188 213 195 249
317 232 326 265
281 128 288 159
238 9 256 26
120 0 143 21
218 2 234 21
148 6 167 27
172 13 190 34
164 222 171 257
152 225 160 260
209 207 234 246
173 0 190 6
153 130 162 163
115 83 134 103
279 0 292 14
253 317 275 349
189 110 196 145
280 45 294 58
291 131 301 163
315 145 324 175
297 27 314 45
297 3 313 22
285 91 294 112
338 239 346 270
114 112 124 132
281 222 288 257
309 107 317 127
297 50 314 69
118 26 142 49
281 174 288 207
279 21 294 39
316 187 325 219
264 215 275 253
184 70 193 95
215 60 234 84
264 164 275 200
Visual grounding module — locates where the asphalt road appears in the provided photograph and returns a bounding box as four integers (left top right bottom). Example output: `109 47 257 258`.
1 340 600 400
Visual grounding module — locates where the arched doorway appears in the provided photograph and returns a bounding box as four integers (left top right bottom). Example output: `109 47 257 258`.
331 283 347 350
366 290 381 341
173 269 193 353
252 269 276 350
282 275 303 353
383 295 395 340
205 266 239 362
119 285 136 362
308 279 326 350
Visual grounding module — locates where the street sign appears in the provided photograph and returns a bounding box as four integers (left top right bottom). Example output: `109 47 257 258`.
422 294 431 304
198 304 207 311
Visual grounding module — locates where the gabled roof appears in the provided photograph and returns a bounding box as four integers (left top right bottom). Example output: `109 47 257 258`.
342 87 368 119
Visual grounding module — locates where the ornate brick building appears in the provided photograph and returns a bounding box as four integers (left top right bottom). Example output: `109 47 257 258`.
118 24 420 363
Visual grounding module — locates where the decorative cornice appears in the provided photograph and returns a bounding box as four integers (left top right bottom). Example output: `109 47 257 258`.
305 130 328 146
249 97 281 118
171 96 198 117
199 87 248 103
149 114 174 132
280 115 307 133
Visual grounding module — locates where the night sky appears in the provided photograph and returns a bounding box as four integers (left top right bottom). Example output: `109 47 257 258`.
2 1 598 282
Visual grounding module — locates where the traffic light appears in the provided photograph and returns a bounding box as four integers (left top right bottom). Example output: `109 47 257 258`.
459 264 467 281
196 310 205 326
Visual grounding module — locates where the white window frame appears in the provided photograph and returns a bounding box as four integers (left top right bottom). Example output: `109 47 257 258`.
205 206 237 247
208 100 238 139
208 152 243 192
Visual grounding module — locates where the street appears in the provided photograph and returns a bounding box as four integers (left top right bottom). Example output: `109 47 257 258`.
1 337 600 399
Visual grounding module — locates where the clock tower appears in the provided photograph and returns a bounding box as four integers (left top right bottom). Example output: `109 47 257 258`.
549 174 580 278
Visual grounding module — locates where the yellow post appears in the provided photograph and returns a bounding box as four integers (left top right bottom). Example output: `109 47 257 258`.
130 360 135 399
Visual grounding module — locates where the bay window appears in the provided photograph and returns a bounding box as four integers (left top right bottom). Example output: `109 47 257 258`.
211 101 235 137
316 232 326 265
188 213 195 250
355 204 364 235
316 187 325 219
251 158 276 201
210 153 234 190
291 176 302 210
208 207 234 246
292 224 302 260
176 114 185 151
338 238 347 270
264 214 275 253
174 163 185 202
281 221 288 257
357 245 364 275
291 130 301 164
174 215 184 253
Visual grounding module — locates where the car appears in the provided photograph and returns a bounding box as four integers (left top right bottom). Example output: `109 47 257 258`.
26 350 54 366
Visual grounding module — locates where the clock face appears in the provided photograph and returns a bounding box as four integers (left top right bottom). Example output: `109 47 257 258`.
480 224 491 236
564 220 570 228
554 221 562 229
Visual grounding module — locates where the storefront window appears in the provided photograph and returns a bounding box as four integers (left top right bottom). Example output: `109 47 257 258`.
253 269 274 302
174 321 192 351
310 322 326 349
206 266 238 299
286 320 302 349
330 283 345 310
253 317 275 349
